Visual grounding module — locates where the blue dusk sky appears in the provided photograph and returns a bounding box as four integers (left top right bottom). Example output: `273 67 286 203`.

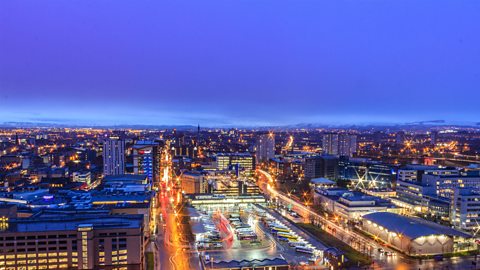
1 0 480 126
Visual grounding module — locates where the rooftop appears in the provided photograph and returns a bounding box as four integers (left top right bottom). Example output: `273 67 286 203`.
310 178 336 185
362 212 471 239
3 213 144 233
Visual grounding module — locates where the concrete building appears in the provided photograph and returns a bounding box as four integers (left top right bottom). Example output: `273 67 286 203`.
322 133 339 156
451 188 480 234
360 212 474 256
397 165 459 183
338 134 357 157
314 188 397 221
181 171 207 194
103 136 125 176
254 133 275 163
423 174 480 199
0 212 145 270
304 155 338 181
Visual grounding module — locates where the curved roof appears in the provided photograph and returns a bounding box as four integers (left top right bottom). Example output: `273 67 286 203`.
363 212 471 239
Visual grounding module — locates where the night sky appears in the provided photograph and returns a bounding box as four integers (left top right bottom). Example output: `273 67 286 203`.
1 0 479 126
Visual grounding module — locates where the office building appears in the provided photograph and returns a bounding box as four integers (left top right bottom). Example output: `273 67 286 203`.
304 155 339 181
103 136 125 176
339 158 395 189
451 188 480 233
397 165 458 183
181 171 207 194
0 211 145 270
215 153 255 174
254 133 275 163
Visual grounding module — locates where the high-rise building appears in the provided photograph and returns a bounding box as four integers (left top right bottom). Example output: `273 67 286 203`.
103 136 125 176
255 133 275 163
133 141 161 182
322 133 339 156
304 155 339 181
323 133 357 157
338 134 357 157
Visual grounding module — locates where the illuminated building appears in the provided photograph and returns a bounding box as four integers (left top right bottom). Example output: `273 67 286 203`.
360 212 474 256
313 188 397 221
451 188 480 234
72 171 92 186
103 136 125 176
339 158 395 189
397 165 458 183
0 212 145 270
133 141 161 182
254 133 275 163
215 153 255 174
181 171 207 194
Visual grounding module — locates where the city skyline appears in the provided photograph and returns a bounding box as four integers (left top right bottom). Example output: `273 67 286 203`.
1 0 480 126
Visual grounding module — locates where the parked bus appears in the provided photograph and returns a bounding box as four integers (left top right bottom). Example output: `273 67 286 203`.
277 232 298 240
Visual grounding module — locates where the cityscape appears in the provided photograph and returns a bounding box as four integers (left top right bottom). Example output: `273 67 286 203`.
1 127 480 269
2 0 480 269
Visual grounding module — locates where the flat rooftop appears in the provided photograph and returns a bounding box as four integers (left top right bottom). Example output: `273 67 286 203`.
3 213 144 233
